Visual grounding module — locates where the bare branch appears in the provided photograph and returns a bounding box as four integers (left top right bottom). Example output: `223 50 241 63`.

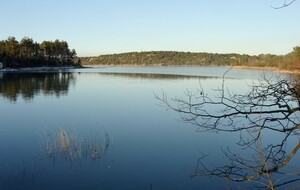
156 75 300 188
271 0 297 9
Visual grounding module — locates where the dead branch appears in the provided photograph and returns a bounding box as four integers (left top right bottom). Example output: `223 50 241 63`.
155 75 300 188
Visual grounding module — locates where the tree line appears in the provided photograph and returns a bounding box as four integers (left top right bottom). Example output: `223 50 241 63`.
0 36 81 68
80 47 300 71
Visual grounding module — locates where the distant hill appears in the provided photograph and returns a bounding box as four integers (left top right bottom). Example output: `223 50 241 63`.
80 48 300 71
80 51 294 69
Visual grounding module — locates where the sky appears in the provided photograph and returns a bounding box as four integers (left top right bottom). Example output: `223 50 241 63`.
1 0 299 56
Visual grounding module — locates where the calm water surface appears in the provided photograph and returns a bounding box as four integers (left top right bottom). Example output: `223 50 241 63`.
0 66 297 189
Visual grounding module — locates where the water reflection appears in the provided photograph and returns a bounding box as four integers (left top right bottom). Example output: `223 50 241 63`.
97 72 221 80
0 72 76 102
0 72 221 102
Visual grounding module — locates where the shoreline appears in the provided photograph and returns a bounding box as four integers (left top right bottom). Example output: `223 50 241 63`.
83 64 300 74
0 65 89 72
1 64 299 74
231 65 300 74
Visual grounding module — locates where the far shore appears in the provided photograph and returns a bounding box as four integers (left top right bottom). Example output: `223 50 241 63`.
82 64 300 74
232 65 300 74
1 64 299 74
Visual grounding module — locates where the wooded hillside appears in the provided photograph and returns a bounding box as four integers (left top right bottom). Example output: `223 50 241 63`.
81 47 300 71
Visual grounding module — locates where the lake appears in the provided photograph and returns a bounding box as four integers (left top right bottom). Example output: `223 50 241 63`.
0 66 299 189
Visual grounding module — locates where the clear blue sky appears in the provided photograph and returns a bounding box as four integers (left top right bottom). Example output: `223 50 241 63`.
1 0 299 56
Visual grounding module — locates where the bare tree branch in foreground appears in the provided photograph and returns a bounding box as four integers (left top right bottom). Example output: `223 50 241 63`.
271 0 297 9
155 75 300 189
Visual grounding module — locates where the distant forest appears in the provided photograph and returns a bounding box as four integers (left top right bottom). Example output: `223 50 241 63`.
81 47 300 71
0 36 81 68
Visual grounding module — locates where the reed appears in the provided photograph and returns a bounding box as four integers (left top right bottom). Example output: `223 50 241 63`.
41 128 110 161
39 129 57 158
58 129 69 152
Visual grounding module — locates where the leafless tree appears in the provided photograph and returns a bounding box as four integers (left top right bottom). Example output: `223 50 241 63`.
155 74 300 189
